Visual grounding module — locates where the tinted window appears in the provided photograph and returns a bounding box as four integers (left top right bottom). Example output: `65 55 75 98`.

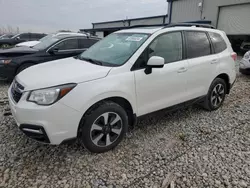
55 39 79 50
149 32 183 63
185 32 211 58
19 33 30 40
208 32 227 53
79 39 99 48
30 34 39 40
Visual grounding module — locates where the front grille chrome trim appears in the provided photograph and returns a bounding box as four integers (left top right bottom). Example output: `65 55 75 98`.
11 80 24 103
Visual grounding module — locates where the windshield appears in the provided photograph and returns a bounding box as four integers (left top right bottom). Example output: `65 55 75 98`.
39 34 54 42
11 34 20 39
79 33 149 66
0 34 13 39
33 35 60 50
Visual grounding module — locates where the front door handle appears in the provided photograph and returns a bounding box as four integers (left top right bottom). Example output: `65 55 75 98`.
177 67 187 73
211 59 219 64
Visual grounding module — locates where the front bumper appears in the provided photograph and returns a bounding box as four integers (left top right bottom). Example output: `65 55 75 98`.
239 58 250 74
8 86 82 145
0 63 16 80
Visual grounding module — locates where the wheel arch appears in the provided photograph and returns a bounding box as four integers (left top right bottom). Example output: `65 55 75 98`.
77 95 136 137
215 73 230 94
15 61 35 75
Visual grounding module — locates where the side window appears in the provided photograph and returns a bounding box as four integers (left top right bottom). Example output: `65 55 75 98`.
55 39 79 50
149 32 183 64
134 32 183 69
79 39 98 48
185 31 211 59
19 33 30 40
208 32 227 53
30 34 38 40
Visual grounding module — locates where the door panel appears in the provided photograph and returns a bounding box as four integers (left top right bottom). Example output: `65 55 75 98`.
135 60 189 116
184 31 219 99
134 31 189 116
186 54 219 99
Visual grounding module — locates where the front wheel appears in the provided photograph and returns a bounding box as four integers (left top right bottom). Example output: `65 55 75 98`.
1 44 10 49
202 78 227 111
79 101 128 153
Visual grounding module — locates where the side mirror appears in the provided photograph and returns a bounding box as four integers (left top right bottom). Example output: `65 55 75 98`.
49 47 59 54
15 36 20 40
145 56 164 74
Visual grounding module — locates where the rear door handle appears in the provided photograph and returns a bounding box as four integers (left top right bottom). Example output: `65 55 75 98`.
211 59 219 64
177 67 187 73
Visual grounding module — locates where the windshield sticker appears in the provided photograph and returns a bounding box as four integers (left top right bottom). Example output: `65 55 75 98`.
126 36 143 42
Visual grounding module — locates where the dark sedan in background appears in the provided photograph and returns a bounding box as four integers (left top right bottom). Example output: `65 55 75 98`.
0 34 14 39
0 34 100 81
0 33 46 49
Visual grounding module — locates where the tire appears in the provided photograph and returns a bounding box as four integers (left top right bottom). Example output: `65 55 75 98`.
1 44 10 49
202 78 227 111
79 101 128 153
16 63 34 75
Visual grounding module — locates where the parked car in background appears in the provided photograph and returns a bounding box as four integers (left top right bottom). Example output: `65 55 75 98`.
0 33 46 49
0 34 99 80
8 25 237 153
239 50 250 75
15 32 86 47
0 34 14 39
240 41 250 52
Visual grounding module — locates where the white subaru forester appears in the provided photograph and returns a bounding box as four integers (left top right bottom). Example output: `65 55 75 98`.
8 25 237 153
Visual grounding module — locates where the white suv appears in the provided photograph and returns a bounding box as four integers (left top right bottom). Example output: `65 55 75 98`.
8 25 237 153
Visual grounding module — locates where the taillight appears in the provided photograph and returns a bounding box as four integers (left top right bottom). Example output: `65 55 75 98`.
231 52 237 62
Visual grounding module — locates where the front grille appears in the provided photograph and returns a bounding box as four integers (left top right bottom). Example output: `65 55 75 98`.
11 80 24 103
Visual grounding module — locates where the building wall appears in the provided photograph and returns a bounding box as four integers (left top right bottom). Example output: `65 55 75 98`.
93 16 168 29
93 21 129 29
130 17 166 26
170 0 250 26
171 0 202 23
96 31 104 38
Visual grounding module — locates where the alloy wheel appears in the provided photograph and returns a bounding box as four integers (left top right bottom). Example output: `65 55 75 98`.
211 83 225 108
90 112 123 147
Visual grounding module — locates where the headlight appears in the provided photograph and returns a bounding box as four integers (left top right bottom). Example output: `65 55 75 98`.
27 83 76 105
244 52 250 59
0 59 11 64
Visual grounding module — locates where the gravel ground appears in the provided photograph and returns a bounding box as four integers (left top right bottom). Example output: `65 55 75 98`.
0 64 250 188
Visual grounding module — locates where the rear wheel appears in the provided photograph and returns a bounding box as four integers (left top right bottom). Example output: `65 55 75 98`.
202 78 227 111
79 101 128 153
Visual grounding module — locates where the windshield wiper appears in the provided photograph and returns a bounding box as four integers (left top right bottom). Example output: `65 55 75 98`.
80 57 103 65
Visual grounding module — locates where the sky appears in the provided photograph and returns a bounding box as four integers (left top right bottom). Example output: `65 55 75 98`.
0 0 168 33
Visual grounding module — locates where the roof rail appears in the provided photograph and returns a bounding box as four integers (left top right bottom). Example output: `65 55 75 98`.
164 23 215 29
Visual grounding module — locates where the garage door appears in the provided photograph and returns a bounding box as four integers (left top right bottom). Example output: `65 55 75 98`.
217 4 250 35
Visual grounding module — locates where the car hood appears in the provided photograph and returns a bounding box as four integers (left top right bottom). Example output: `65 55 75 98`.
0 46 38 55
0 38 12 43
16 57 112 91
16 41 40 47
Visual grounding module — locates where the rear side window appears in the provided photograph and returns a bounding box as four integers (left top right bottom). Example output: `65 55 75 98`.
185 31 211 59
208 32 227 53
30 34 39 40
79 39 99 48
55 39 79 50
19 33 30 40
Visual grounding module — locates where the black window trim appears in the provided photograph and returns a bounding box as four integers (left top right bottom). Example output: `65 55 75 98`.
46 37 88 52
207 31 227 54
184 30 213 60
131 30 185 71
